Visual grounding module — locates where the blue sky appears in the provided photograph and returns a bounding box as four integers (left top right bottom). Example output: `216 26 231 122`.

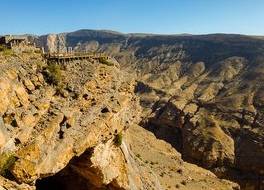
1 0 264 35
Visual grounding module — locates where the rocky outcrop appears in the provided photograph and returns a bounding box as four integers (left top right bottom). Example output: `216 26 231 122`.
0 48 240 189
35 124 239 190
0 50 139 189
0 176 34 190
45 33 67 53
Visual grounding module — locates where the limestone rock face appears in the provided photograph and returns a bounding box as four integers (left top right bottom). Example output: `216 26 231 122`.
0 52 140 185
46 34 57 53
45 33 67 53
32 125 239 190
0 49 239 190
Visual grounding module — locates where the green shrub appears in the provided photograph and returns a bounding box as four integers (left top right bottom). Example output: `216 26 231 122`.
0 45 13 56
0 152 18 178
45 63 62 85
114 133 123 147
98 57 114 66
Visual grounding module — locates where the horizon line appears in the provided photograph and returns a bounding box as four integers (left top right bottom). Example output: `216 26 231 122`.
0 28 264 37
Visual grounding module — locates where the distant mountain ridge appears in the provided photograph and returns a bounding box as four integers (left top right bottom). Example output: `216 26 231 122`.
34 29 264 65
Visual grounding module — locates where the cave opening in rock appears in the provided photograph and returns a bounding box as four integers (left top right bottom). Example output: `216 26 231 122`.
35 168 98 190
35 148 120 190
36 150 95 190
36 174 66 190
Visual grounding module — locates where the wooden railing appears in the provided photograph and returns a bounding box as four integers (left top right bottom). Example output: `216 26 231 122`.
44 52 107 59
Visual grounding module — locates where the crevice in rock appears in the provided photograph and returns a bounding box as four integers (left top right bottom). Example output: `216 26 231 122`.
14 138 21 146
58 116 71 139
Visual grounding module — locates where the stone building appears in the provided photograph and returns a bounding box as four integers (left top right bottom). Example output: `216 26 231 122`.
0 35 27 48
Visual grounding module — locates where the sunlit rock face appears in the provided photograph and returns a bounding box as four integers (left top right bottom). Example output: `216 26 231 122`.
0 49 240 190
1 31 264 190
35 30 264 189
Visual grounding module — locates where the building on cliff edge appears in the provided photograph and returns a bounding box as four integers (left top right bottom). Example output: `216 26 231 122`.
0 35 28 49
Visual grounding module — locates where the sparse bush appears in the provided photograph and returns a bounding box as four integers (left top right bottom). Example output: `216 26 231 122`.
136 154 141 159
0 45 5 51
36 61 45 72
0 152 18 178
0 45 13 56
98 57 114 66
114 133 123 147
44 63 62 86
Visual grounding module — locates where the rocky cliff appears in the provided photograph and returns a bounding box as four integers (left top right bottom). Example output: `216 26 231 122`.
33 30 264 190
0 46 240 189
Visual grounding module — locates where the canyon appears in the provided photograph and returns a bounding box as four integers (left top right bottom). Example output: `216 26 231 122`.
0 30 264 190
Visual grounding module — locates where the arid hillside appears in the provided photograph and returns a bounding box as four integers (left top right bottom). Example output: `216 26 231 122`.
0 45 240 190
34 30 264 190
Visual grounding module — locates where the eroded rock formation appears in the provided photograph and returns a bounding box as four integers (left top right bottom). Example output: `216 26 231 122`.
33 30 264 189
0 48 240 189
